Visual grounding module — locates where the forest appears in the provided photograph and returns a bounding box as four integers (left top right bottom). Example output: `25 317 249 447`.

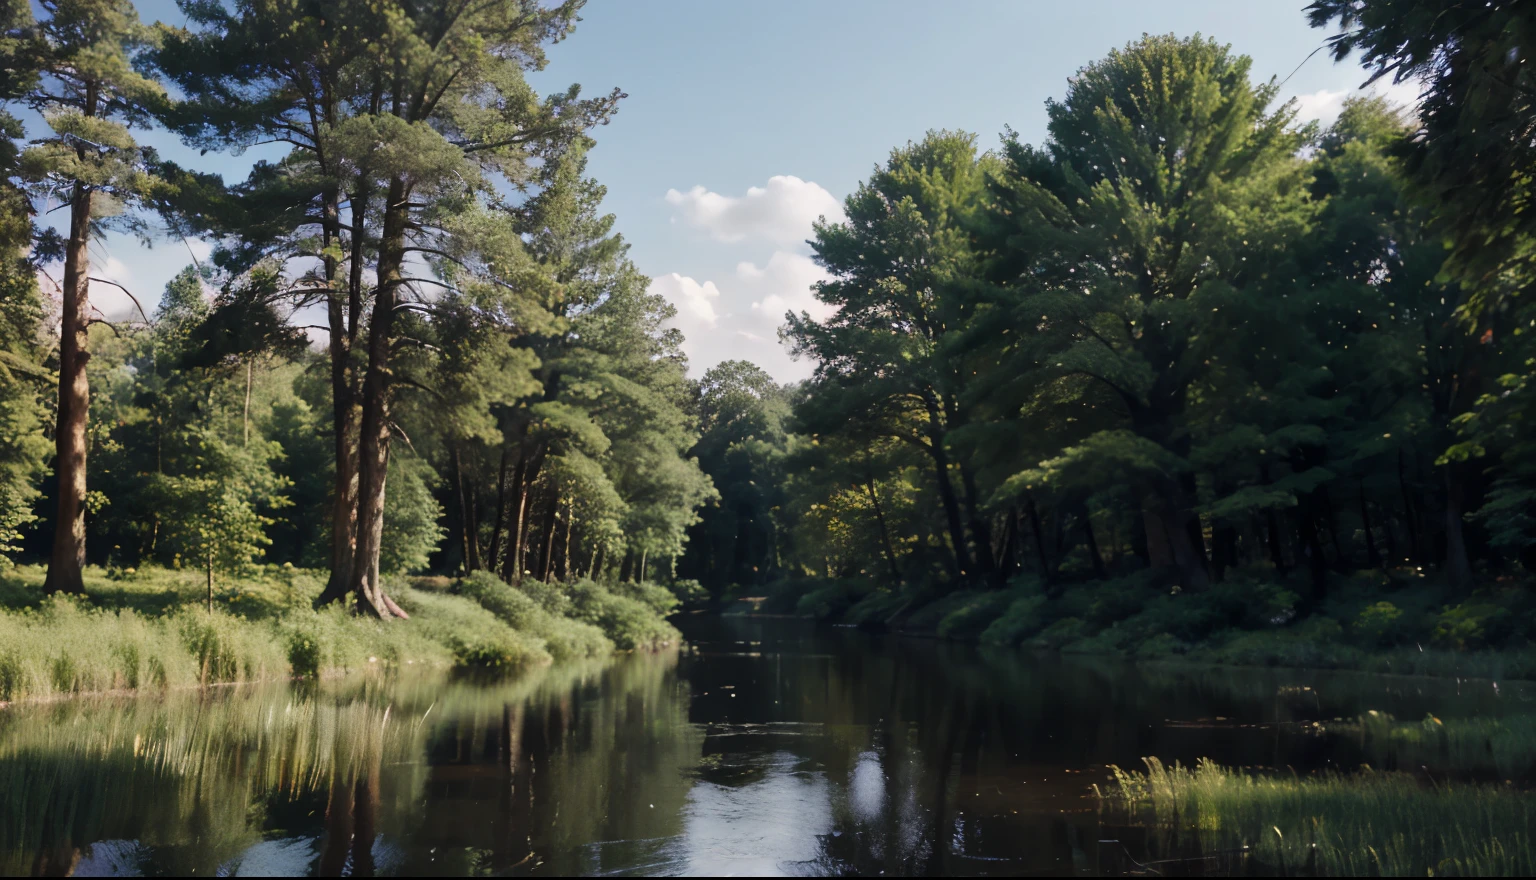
3 0 1536 689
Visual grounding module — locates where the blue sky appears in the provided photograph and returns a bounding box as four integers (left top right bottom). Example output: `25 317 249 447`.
48 0 1417 380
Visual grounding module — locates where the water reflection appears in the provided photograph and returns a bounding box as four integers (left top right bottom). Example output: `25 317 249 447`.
2 616 1534 876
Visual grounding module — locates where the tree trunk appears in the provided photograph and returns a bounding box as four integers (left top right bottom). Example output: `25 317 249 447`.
1359 480 1383 569
958 463 996 578
487 445 511 572
451 443 480 572
1082 507 1108 580
1025 495 1050 577
1141 485 1209 591
1443 463 1474 592
502 454 527 582
1398 449 1421 564
539 492 558 583
560 499 573 582
206 548 214 614
315 185 358 610
862 471 901 582
347 177 410 618
921 394 971 577
43 184 93 597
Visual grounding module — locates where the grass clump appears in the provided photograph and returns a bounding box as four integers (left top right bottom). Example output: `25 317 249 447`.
0 564 663 702
392 587 550 669
1100 756 1536 876
459 572 612 661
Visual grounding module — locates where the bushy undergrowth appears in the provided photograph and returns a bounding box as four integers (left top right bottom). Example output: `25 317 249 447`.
565 579 680 650
458 572 612 660
0 564 682 702
775 565 1536 678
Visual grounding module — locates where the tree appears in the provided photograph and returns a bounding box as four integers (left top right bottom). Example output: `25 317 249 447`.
979 34 1312 590
151 427 287 612
18 0 165 594
787 131 998 581
0 3 49 565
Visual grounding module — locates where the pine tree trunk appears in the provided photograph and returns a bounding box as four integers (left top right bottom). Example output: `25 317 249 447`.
451 443 480 572
43 183 93 597
502 455 527 582
316 185 358 610
560 499 573 582
539 493 558 583
487 445 510 572
347 177 409 618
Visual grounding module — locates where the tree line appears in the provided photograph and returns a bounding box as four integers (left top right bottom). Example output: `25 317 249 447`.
1 0 714 614
675 10 1536 611
5 1 1535 624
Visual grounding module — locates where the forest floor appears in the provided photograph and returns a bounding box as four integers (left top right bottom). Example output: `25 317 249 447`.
0 565 679 704
737 566 1536 681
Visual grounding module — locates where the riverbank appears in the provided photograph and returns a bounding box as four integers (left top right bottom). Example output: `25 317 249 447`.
733 568 1536 681
0 565 679 704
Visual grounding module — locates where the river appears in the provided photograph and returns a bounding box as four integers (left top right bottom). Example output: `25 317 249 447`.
2 614 1532 876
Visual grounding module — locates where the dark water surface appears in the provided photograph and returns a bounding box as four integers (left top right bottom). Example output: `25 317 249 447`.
3 615 1532 876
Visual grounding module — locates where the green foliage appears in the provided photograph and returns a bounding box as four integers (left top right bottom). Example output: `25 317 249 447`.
564 579 680 651
458 571 611 661
381 452 445 575
1353 601 1406 648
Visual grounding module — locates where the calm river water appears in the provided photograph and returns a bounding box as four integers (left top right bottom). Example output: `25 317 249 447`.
2 615 1531 876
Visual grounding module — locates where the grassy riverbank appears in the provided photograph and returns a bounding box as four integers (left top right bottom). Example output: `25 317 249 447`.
0 565 679 704
738 568 1536 680
1098 757 1536 875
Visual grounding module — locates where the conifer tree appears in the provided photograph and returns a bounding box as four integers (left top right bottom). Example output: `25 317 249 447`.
19 0 165 594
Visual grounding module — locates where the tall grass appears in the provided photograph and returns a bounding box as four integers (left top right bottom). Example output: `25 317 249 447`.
1100 757 1536 875
0 565 668 703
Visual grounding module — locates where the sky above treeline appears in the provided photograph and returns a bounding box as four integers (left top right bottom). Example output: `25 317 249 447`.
38 0 1418 382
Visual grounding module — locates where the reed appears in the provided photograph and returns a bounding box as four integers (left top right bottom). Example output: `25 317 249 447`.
1100 757 1536 875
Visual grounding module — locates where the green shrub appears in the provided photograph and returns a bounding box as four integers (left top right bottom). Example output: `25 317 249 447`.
459 572 612 660
1032 616 1088 649
1353 601 1406 647
793 579 868 619
566 579 679 650
844 588 908 627
392 587 551 668
611 580 681 617
1433 602 1513 650
979 595 1048 647
937 590 1024 640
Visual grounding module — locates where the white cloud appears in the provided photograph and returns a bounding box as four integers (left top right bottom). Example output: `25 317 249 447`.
1291 78 1424 127
741 251 835 324
650 272 721 326
650 249 833 382
665 175 844 246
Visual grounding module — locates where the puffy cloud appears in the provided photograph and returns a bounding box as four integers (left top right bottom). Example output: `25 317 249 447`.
650 272 722 326
665 175 844 245
1291 78 1423 127
650 250 831 382
741 251 835 323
